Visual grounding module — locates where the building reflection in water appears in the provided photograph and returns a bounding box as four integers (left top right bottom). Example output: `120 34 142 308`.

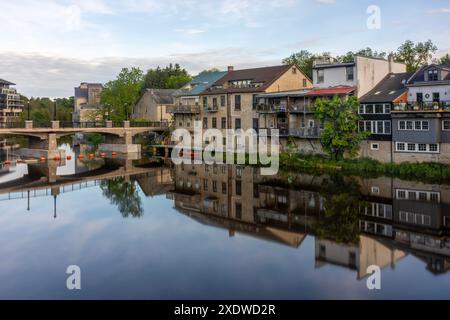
168 163 450 277
0 155 450 278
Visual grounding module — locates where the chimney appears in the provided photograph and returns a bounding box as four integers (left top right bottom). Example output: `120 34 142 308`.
388 54 395 73
227 66 234 72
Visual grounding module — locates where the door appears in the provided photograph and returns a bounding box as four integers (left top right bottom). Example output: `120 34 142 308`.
416 93 423 104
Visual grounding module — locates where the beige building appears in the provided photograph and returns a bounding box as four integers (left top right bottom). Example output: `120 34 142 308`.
132 89 176 123
169 65 312 149
73 82 103 122
0 79 24 124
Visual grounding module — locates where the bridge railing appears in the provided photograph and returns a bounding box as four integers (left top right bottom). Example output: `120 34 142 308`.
60 122 107 128
130 121 169 128
0 121 25 129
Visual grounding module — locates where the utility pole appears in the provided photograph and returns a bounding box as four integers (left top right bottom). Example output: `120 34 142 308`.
27 101 31 121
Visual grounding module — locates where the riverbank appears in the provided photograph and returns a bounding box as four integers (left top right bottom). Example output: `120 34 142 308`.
279 152 450 183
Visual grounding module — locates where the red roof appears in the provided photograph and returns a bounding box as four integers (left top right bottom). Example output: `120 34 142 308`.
306 86 355 96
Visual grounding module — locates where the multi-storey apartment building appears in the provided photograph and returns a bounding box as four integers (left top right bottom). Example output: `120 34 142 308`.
169 70 227 133
197 65 312 146
132 89 176 123
358 72 412 162
0 79 24 124
255 86 355 152
312 55 407 98
73 82 103 122
391 64 450 164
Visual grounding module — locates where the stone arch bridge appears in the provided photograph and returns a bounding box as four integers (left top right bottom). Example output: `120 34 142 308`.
0 120 168 158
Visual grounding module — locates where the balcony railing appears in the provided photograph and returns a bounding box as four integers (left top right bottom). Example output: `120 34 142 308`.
289 127 323 138
289 104 315 113
167 105 201 114
393 101 450 112
203 105 219 113
256 104 288 113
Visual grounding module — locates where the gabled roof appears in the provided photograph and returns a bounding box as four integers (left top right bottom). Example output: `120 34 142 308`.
407 64 450 83
178 71 228 97
140 89 177 105
360 72 412 103
202 65 293 94
0 79 15 86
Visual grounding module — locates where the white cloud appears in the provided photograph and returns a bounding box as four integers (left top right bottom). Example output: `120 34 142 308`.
74 0 114 14
0 49 279 98
174 28 206 35
316 0 336 4
427 8 450 14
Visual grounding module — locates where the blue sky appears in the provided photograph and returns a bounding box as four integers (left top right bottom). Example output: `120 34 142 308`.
0 0 449 97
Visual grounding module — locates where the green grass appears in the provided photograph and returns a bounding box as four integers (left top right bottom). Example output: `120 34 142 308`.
280 152 450 183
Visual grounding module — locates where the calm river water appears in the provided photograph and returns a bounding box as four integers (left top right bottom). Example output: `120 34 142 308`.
0 145 449 299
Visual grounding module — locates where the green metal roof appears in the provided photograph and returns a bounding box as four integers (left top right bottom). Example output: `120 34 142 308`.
176 71 227 97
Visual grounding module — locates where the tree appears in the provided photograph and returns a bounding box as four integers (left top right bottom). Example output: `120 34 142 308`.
141 63 192 92
100 177 143 218
394 40 437 72
197 68 220 76
314 96 369 160
282 50 315 79
99 67 144 122
337 47 387 63
439 53 450 65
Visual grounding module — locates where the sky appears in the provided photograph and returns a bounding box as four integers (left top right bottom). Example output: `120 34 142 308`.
0 0 449 98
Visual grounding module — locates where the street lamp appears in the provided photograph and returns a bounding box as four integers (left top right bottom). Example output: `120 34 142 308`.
27 101 30 121
53 100 57 121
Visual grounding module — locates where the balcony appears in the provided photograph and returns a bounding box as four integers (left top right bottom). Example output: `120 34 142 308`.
289 104 315 114
167 105 201 114
289 127 323 138
393 101 450 112
203 105 219 113
256 104 288 113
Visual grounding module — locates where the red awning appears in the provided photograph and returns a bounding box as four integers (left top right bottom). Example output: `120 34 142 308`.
306 87 355 96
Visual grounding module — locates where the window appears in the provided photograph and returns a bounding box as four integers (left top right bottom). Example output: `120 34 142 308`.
203 117 208 129
433 92 440 102
235 180 242 196
221 117 227 129
398 120 428 131
375 104 383 114
396 142 439 153
203 179 208 191
202 96 207 108
371 143 379 150
220 95 226 107
212 180 217 193
235 118 241 129
213 97 218 108
234 95 241 110
365 104 374 114
235 203 242 220
443 120 450 131
292 67 297 74
396 142 405 151
371 186 380 194
430 144 438 152
303 79 307 87
359 120 391 134
212 117 217 128
346 66 354 81
385 121 391 134
428 69 439 81
222 182 227 194
317 69 324 83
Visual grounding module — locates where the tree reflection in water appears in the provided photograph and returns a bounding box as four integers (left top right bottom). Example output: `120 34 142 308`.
313 174 365 244
100 177 143 218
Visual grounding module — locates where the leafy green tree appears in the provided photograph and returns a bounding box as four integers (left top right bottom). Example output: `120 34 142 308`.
337 47 387 63
438 53 450 65
283 51 333 79
314 96 369 160
197 68 220 76
100 67 144 121
100 177 143 218
394 39 437 72
141 63 191 92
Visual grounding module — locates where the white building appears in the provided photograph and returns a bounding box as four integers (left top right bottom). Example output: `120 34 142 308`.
312 55 407 98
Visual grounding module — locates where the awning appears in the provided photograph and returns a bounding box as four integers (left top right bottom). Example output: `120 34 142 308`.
306 86 355 97
255 89 312 99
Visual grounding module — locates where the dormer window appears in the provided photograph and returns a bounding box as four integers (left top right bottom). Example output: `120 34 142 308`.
428 69 439 81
